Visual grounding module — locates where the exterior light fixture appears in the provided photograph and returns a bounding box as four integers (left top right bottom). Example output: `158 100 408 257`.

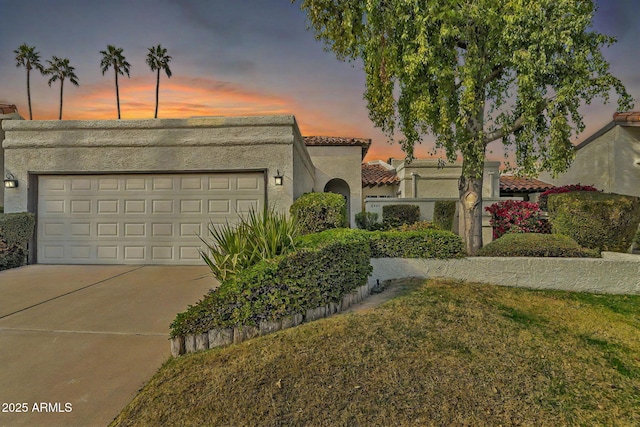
4 173 18 188
274 169 284 186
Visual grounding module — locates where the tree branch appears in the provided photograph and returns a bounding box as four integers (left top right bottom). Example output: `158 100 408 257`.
483 63 505 85
483 97 552 144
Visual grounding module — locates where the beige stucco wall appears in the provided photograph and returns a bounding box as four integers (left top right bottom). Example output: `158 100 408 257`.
394 159 501 199
539 126 616 192
613 127 640 197
2 116 311 214
539 124 640 198
306 145 363 227
362 184 398 201
291 124 316 200
0 112 24 207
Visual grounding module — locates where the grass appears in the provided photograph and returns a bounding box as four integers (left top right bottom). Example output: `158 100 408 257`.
111 279 640 426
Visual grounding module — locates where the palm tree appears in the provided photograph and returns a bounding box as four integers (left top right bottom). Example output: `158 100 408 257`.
14 43 45 120
99 45 131 119
45 56 79 120
146 44 172 118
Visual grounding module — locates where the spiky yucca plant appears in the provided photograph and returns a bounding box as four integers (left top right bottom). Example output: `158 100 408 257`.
199 206 299 282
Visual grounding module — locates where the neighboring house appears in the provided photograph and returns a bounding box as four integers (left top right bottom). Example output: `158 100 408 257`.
539 111 640 197
1 115 367 265
361 158 535 243
498 176 555 202
361 159 554 242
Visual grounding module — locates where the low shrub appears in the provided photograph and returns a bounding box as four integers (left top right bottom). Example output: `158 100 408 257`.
538 184 598 211
382 204 420 229
0 212 36 270
485 200 547 239
296 228 370 249
477 233 598 257
548 191 640 252
171 232 372 337
199 207 298 282
290 192 347 235
393 221 437 232
0 212 36 247
433 200 457 231
369 229 465 258
355 211 383 231
0 241 26 271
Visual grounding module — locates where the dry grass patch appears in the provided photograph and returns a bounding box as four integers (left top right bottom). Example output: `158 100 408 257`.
111 279 640 427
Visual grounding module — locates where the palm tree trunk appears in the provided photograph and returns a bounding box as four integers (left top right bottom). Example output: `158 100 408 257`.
26 68 33 120
155 69 160 118
115 68 121 119
59 79 64 120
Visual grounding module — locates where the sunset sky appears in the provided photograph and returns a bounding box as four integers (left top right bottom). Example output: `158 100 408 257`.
1 0 639 163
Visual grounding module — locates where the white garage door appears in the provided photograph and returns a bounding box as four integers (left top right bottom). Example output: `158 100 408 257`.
37 173 265 264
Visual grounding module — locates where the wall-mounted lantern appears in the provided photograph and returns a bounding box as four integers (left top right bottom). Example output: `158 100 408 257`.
4 173 18 188
274 169 284 186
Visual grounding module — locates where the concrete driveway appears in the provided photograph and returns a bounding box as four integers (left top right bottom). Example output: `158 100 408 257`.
0 264 214 427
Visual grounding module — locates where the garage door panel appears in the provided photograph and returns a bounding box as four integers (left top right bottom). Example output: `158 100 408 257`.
38 173 265 264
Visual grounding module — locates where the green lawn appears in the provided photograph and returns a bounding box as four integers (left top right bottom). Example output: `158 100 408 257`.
111 279 640 426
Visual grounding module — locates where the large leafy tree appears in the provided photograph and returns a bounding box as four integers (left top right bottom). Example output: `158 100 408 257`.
14 43 45 120
100 45 131 119
297 0 632 254
146 44 172 118
45 56 79 120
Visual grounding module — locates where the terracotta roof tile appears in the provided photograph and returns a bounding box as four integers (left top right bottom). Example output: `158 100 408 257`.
613 111 640 123
500 176 555 193
0 104 18 114
362 163 399 187
304 136 371 158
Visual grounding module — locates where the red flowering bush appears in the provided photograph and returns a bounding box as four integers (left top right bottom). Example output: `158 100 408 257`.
485 200 546 239
538 184 598 211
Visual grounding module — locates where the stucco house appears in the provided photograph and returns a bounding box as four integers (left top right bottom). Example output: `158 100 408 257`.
0 104 23 205
1 115 368 265
361 159 554 242
539 111 640 197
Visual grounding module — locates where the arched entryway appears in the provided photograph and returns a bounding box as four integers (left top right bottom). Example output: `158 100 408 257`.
324 178 351 226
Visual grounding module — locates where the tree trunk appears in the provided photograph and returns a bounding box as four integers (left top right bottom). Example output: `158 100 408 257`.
115 68 121 119
58 79 64 120
155 69 160 118
459 160 484 256
27 68 33 120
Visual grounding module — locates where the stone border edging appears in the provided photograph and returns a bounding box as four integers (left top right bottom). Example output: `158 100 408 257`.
369 257 640 295
171 281 379 357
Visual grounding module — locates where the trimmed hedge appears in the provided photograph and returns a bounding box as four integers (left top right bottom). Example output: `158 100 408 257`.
0 213 36 271
433 201 456 231
393 221 436 232
548 192 640 252
538 184 598 211
477 233 598 257
297 228 465 259
355 211 383 231
290 192 347 235
369 229 464 258
171 232 372 337
382 204 420 228
0 212 36 246
0 243 26 271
